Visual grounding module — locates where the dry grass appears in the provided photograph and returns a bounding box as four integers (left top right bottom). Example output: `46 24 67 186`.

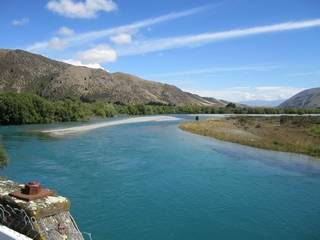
180 116 320 159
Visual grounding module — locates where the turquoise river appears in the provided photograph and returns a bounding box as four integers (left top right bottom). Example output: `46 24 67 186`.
1 115 320 240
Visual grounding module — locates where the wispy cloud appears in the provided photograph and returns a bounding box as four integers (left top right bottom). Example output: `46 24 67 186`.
47 0 117 19
29 37 67 51
11 17 29 27
27 5 210 52
117 19 320 56
287 71 320 77
187 86 305 102
71 4 211 43
57 26 75 37
110 33 132 45
148 64 277 78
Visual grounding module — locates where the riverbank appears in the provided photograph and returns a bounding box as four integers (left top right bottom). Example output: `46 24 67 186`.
180 116 320 158
42 115 180 136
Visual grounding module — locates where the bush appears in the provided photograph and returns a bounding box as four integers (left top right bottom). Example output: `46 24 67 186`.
0 145 8 168
0 93 93 124
0 93 53 124
309 124 320 136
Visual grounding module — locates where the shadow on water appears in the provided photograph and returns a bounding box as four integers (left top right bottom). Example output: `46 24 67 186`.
0 123 66 169
0 119 92 142
1 131 57 143
212 136 320 176
178 127 320 176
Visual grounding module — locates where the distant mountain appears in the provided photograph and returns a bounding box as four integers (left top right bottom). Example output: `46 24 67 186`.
240 99 284 107
202 97 226 106
0 49 224 106
279 88 320 109
218 99 247 108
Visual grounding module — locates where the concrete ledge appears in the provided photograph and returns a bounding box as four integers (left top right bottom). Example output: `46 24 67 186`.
0 225 32 240
0 179 84 240
0 180 70 219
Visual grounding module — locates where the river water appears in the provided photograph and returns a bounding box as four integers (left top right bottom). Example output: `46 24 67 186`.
1 115 320 240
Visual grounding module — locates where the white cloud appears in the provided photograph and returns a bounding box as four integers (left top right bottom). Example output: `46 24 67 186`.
63 59 105 70
30 37 67 50
76 45 117 63
27 37 67 50
64 45 117 71
27 37 68 51
26 5 208 52
11 17 29 26
117 18 320 56
187 86 305 102
49 37 67 50
47 0 117 18
110 33 132 45
57 26 75 36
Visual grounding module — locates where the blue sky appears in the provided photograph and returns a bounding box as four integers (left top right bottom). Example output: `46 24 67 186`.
1 0 320 102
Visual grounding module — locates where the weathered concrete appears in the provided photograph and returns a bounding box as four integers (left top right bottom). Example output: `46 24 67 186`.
0 225 32 240
0 179 84 240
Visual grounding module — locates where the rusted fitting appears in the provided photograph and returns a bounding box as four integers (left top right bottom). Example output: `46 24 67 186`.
9 181 54 201
22 181 41 195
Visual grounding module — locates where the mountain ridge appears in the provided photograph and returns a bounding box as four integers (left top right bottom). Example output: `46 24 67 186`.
0 49 224 107
279 88 320 109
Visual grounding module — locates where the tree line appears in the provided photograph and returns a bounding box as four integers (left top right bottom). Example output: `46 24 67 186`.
0 92 319 125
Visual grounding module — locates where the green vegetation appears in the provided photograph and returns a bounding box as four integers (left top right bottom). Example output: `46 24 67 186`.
0 93 117 125
1 92 320 125
0 144 8 168
180 116 320 158
309 124 320 136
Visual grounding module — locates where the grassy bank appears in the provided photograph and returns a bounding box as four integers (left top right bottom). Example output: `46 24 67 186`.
180 116 320 158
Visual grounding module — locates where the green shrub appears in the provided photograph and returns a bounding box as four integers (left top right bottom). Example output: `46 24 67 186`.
0 145 8 168
272 140 279 145
1 92 320 125
309 124 320 136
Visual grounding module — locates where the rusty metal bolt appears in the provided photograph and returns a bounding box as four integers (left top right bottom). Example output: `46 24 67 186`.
57 223 67 234
22 181 41 195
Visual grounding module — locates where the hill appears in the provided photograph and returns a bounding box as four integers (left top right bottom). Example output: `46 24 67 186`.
279 88 320 109
0 49 223 106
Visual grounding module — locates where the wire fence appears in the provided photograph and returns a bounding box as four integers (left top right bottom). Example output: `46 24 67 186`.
0 203 92 240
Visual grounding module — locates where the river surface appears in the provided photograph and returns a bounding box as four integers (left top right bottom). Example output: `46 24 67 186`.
1 115 320 240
